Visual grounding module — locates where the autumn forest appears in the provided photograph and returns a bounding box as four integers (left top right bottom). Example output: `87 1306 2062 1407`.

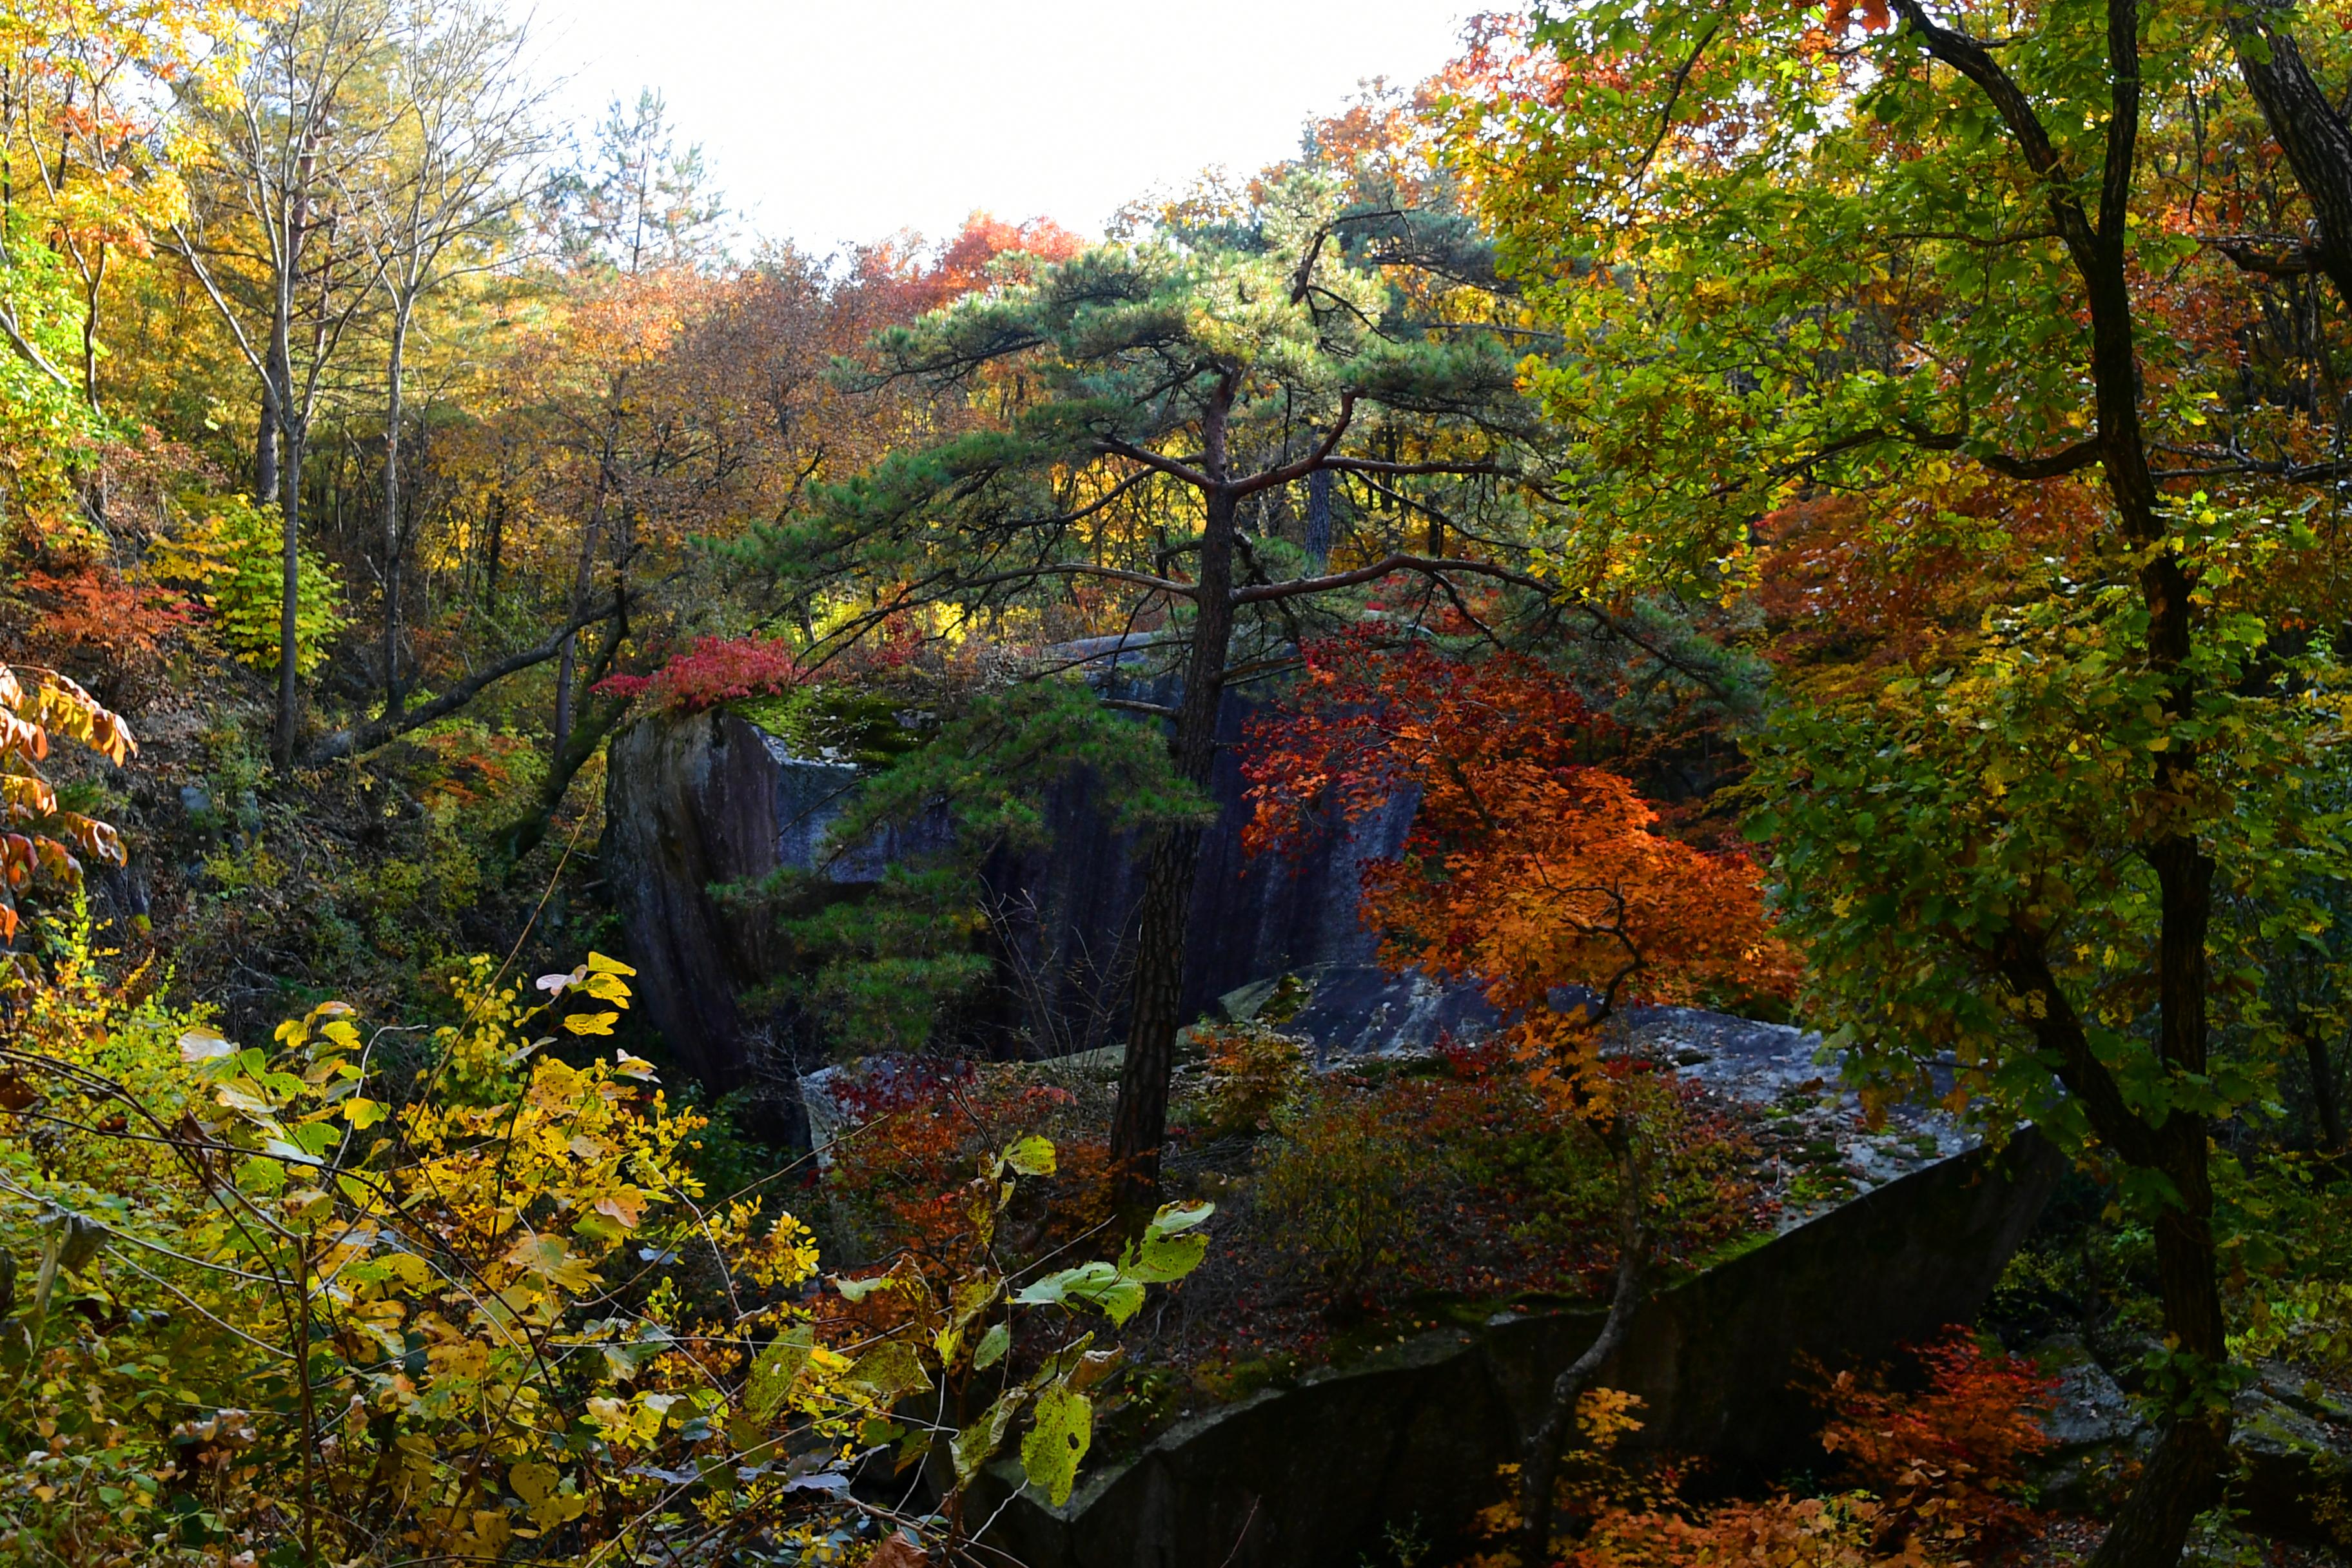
5 1 2352 1565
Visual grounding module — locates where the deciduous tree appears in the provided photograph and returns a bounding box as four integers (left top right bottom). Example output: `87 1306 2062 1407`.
1449 4 2352 1560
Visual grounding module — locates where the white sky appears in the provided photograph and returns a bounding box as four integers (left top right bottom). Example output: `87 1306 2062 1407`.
525 0 1476 255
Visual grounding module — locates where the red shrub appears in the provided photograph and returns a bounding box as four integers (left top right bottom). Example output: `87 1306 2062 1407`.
594 635 803 712
16 565 194 695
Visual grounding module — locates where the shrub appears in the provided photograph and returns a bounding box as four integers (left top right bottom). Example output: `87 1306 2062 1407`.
1254 1090 1420 1298
0 939 1198 1565
593 634 803 712
1230 1054 1766 1314
1468 1334 2050 1567
823 1059 1116 1271
12 563 193 699
1813 1329 2055 1549
1192 1021 1308 1139
152 493 348 676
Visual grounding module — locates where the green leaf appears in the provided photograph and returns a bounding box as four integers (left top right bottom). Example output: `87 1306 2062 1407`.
1014 1260 1146 1324
744 1326 814 1419
847 1341 932 1406
973 1320 1012 1371
1020 1387 1092 1507
1002 1134 1056 1177
1124 1200 1215 1285
952 1388 1026 1485
834 1272 892 1302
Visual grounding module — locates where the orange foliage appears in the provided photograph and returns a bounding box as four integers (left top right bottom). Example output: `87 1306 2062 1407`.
1750 480 2103 689
1558 1493 1937 1568
15 564 193 696
929 212 1084 297
1812 1330 2055 1551
1244 636 1796 1098
1475 1332 2050 1568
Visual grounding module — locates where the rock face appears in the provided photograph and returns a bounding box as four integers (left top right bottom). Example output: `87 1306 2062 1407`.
2026 1335 2352 1548
976 1129 2064 1568
602 696 1426 1092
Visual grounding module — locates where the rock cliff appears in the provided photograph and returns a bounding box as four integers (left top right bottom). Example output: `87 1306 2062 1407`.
602 693 1431 1099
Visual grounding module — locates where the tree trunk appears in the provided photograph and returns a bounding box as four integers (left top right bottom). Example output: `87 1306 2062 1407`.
269 264 300 770
2228 3 2352 313
556 426 620 762
2307 1028 2346 1152
381 306 409 718
256 368 280 505
1110 467 1239 1210
275 422 304 772
1516 1126 1648 1566
553 632 578 763
2090 1133 2230 1567
482 491 503 612
496 606 629 865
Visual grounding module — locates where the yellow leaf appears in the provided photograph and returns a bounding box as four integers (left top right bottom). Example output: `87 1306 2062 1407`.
563 1011 620 1036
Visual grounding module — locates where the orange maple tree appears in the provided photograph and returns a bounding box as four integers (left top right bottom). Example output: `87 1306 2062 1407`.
1245 634 1795 1094
1248 634 1798 1556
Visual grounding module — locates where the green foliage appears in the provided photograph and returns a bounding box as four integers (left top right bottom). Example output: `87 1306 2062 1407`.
1237 1053 1767 1310
731 680 931 769
154 493 348 676
0 919 1199 1563
832 678 1215 851
2221 1150 2352 1378
741 172 1551 654
1254 1088 1419 1295
769 863 993 1056
0 217 104 537
831 1136 1213 1521
1747 521 2347 1159
741 678 1212 1059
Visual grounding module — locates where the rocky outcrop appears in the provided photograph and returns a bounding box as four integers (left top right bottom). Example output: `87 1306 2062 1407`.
602 710 810 1092
601 696 1426 1092
2027 1335 2352 1548
942 1002 2061 1568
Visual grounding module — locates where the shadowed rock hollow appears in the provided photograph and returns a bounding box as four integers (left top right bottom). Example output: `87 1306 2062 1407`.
602 694 1452 1102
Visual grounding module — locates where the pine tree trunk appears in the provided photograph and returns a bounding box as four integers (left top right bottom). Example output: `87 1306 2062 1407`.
1111 442 1238 1211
